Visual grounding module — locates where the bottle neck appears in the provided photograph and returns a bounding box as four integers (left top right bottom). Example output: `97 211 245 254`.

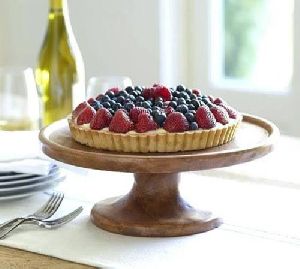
49 0 66 10
47 0 71 34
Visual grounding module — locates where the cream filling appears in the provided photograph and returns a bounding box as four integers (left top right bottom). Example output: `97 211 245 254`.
74 116 241 135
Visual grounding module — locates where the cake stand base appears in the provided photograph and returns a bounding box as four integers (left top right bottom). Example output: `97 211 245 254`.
91 173 222 237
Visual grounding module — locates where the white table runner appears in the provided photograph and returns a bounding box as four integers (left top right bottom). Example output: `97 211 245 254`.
0 168 300 269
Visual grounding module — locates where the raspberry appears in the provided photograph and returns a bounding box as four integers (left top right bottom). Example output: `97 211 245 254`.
219 103 239 119
129 107 149 123
192 89 201 96
90 108 113 130
208 95 214 102
72 101 88 119
109 110 134 133
153 85 172 101
210 106 229 125
213 97 226 105
135 114 158 133
76 106 96 125
142 87 155 100
195 106 216 129
87 98 95 105
106 87 120 95
163 112 189 133
164 106 175 115
96 94 104 101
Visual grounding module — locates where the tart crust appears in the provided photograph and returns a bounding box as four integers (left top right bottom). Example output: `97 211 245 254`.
68 116 242 153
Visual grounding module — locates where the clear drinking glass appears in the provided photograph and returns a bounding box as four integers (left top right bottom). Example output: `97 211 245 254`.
87 76 133 98
0 67 40 131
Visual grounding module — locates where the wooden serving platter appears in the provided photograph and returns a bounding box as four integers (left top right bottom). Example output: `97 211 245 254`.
39 114 279 237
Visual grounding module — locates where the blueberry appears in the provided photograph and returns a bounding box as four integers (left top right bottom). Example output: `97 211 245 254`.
156 101 164 108
125 86 134 94
190 94 197 100
179 92 189 99
176 85 185 92
119 91 129 98
112 103 122 110
172 96 178 102
132 91 139 97
176 104 188 114
117 96 125 104
124 102 134 111
169 101 177 108
100 95 110 103
191 100 200 109
134 86 143 93
142 101 151 109
112 97 118 102
136 96 144 103
136 102 142 107
91 100 101 110
155 97 163 103
106 91 115 98
109 109 115 115
154 112 166 127
177 97 186 105
109 100 116 106
189 122 198 130
186 88 192 96
172 91 179 98
185 112 195 122
187 104 195 111
102 102 111 109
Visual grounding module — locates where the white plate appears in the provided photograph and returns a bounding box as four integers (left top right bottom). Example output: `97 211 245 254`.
0 170 60 187
0 180 62 201
0 174 65 194
0 165 59 182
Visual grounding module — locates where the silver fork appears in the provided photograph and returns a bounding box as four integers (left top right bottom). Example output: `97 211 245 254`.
25 206 83 229
0 192 64 238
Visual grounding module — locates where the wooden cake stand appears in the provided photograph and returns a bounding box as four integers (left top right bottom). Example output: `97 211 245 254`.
39 114 279 237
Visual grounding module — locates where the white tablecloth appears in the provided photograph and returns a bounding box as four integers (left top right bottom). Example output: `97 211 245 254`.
0 134 300 269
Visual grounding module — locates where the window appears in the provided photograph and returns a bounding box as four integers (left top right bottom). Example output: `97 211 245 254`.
212 0 294 92
159 0 299 136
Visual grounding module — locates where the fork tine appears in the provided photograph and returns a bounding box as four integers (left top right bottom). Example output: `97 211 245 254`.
34 192 57 215
43 192 64 217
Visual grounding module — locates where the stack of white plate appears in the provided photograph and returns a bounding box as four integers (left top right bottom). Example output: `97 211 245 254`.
0 165 64 201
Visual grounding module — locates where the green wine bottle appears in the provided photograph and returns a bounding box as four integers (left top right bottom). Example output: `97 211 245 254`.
35 0 85 126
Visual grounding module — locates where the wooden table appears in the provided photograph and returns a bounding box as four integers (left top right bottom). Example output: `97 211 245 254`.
0 246 95 269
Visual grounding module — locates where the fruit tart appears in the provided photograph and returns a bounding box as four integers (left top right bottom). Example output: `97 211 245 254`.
68 84 242 153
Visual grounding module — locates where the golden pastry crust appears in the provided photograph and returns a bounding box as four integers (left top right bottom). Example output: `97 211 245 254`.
68 116 242 153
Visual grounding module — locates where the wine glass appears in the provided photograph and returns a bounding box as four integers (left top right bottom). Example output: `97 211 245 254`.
87 76 133 98
0 67 40 131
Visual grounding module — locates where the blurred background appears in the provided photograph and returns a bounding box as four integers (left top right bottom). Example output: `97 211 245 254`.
0 0 298 136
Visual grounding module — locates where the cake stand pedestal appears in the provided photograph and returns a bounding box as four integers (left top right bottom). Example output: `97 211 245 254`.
39 114 279 237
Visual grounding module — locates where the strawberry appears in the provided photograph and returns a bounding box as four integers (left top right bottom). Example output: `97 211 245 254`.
109 109 134 133
213 97 226 105
163 112 189 133
142 87 155 100
135 114 158 133
164 106 175 115
195 106 216 129
106 87 120 95
210 106 229 125
129 107 149 123
153 85 172 101
90 108 113 130
192 89 201 96
76 106 96 125
219 103 239 119
72 101 88 119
